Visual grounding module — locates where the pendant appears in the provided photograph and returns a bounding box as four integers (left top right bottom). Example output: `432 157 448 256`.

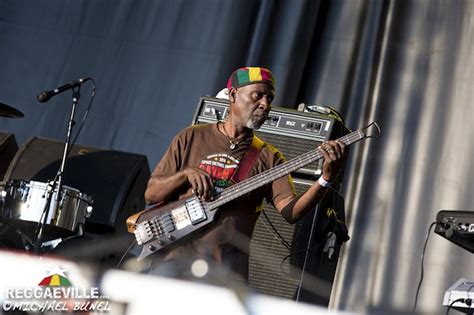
229 142 236 150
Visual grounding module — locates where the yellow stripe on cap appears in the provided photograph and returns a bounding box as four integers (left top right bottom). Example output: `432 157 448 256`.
248 67 263 81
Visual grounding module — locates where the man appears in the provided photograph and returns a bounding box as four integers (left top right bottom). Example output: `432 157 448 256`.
144 66 346 281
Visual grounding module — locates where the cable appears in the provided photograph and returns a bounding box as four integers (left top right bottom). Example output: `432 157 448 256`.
279 249 309 276
116 239 137 269
303 103 346 127
413 221 438 311
260 210 292 249
326 105 346 127
66 78 96 156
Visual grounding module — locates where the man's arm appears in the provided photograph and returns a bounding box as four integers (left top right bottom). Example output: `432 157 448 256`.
144 167 214 205
275 140 346 223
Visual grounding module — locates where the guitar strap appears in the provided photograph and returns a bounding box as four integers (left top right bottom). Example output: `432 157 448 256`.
230 135 265 184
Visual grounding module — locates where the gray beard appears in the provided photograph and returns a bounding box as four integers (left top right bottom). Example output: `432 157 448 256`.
246 116 264 130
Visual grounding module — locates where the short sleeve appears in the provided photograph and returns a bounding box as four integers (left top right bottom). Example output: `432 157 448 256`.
262 146 296 206
151 131 185 177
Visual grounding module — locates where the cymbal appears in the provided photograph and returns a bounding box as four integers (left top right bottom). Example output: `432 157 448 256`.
0 103 24 118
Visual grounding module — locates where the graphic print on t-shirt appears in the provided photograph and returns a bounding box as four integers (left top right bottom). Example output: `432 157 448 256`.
198 153 240 195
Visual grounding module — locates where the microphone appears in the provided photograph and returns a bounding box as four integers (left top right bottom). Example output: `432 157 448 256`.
37 77 91 103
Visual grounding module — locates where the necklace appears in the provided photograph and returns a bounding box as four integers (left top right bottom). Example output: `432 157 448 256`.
219 123 241 150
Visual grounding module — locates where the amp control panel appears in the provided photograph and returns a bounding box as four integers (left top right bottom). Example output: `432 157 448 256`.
193 96 338 142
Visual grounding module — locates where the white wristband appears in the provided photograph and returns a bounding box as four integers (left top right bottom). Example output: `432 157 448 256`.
318 176 331 188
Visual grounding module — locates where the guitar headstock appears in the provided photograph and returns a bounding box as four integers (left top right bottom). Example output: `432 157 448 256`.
360 121 381 139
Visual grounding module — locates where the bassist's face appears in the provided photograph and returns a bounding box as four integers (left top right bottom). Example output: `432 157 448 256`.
229 83 274 130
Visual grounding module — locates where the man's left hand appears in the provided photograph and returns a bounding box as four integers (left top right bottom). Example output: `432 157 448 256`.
318 140 347 182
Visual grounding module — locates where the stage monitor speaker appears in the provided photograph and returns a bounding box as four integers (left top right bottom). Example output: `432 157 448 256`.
192 97 349 307
0 131 18 180
3 137 150 234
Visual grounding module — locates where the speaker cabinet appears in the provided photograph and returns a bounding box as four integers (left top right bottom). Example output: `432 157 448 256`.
3 137 150 234
193 97 349 306
0 131 18 180
249 179 346 305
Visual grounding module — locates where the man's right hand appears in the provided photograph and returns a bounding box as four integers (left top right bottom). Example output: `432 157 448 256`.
184 167 214 201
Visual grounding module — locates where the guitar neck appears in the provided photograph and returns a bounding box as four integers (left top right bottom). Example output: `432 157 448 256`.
205 127 368 210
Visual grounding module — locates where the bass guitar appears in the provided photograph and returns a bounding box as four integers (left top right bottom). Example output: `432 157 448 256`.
127 122 380 260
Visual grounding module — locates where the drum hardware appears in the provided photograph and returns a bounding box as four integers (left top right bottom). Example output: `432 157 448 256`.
33 181 94 247
39 199 94 251
40 223 86 251
33 178 61 250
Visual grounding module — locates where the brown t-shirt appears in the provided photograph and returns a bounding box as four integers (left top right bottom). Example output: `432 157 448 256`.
152 123 296 278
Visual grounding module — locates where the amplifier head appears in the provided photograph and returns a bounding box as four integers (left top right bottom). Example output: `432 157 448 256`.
435 210 474 253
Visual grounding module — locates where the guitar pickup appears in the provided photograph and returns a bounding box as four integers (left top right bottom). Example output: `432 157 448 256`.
155 214 176 233
186 199 206 224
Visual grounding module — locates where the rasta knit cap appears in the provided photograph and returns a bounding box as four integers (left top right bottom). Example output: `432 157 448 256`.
226 67 275 91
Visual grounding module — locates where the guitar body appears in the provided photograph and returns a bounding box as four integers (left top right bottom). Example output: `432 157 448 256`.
130 196 218 260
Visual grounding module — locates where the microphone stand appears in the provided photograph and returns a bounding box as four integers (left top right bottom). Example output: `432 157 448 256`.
34 86 81 253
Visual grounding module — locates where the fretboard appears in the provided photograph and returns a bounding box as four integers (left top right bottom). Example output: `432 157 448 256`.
204 127 367 211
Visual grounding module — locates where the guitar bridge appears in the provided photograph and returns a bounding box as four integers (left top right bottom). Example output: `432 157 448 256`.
186 198 206 224
134 221 153 245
